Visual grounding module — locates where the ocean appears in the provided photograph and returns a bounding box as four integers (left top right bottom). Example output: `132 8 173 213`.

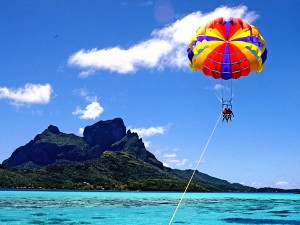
0 190 299 224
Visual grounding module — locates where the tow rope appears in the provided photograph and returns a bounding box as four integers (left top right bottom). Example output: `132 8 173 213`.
168 113 222 225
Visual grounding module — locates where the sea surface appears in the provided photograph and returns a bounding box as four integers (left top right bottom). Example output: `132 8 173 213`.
0 190 299 225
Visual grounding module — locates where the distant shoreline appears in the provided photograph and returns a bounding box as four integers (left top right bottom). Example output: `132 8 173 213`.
1 187 299 194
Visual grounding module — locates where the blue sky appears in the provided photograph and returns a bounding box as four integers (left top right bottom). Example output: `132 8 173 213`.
1 0 300 189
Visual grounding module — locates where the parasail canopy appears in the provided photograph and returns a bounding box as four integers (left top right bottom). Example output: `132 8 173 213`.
187 17 267 80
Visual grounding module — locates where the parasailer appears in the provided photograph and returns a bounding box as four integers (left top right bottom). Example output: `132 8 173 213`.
222 107 234 123
187 17 267 122
222 98 234 122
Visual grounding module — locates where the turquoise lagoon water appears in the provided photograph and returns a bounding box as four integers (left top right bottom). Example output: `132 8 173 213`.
0 190 299 224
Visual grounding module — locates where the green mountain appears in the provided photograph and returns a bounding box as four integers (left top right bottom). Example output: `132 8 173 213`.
0 118 296 192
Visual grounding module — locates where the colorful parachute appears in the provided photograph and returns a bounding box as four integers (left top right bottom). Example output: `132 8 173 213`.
187 17 267 80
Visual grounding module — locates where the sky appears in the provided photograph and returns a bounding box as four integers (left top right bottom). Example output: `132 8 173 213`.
0 0 300 189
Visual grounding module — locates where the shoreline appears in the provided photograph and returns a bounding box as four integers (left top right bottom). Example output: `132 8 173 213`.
1 187 299 194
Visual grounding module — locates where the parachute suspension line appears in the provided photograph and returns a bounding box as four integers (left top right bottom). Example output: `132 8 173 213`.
168 113 222 225
222 79 224 101
231 79 233 101
230 79 233 109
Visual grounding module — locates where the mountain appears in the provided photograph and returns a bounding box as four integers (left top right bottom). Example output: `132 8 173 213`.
2 125 102 169
3 118 163 170
1 118 297 192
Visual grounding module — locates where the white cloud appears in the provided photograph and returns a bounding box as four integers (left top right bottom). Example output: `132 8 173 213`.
79 69 97 78
130 124 168 150
143 140 151 148
72 101 104 120
176 158 188 166
73 88 102 123
73 88 97 102
163 158 188 167
131 125 168 137
162 153 176 158
213 84 225 91
78 127 84 136
151 146 189 168
85 95 98 103
68 40 172 74
0 83 52 106
68 6 258 75
156 150 188 168
73 88 88 97
275 181 289 187
31 110 44 116
251 182 263 188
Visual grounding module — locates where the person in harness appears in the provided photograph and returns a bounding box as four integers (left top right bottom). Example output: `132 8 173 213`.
222 99 234 122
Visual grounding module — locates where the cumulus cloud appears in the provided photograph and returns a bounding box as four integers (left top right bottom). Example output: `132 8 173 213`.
69 40 172 74
129 124 169 149
0 83 52 106
78 127 84 136
213 84 226 91
162 153 188 167
154 150 188 168
130 125 168 137
73 88 103 121
275 181 289 187
72 101 104 120
68 6 258 76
